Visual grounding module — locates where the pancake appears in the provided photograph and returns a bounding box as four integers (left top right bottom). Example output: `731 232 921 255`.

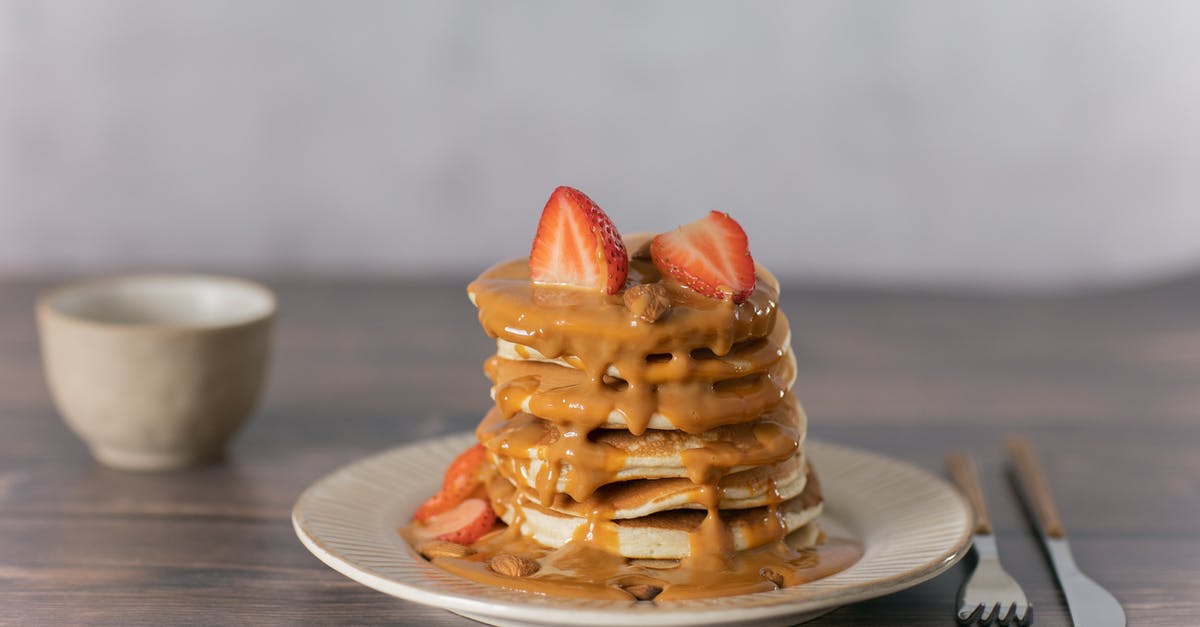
486 349 797 434
476 396 806 501
487 465 824 560
494 312 792 385
623 523 825 572
495 452 809 520
467 258 783 379
785 520 823 551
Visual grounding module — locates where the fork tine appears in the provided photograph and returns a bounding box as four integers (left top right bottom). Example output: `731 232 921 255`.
957 602 983 624
948 452 1033 626
1014 603 1032 626
979 602 1000 624
996 602 1016 625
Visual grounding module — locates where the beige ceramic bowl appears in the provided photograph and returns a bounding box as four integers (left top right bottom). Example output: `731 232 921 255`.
37 274 275 471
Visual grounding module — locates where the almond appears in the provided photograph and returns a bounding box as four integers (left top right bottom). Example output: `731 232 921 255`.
417 540 475 560
622 583 663 601
488 553 540 577
623 283 671 323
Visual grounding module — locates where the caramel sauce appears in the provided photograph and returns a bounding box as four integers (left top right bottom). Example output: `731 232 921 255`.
475 393 804 502
426 521 863 602
404 255 861 602
470 259 781 435
485 351 795 436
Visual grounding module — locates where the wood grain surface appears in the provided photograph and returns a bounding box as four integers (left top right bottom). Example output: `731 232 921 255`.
2 276 1198 625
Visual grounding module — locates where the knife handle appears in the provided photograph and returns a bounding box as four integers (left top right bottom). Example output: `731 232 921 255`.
945 452 992 535
1007 436 1066 539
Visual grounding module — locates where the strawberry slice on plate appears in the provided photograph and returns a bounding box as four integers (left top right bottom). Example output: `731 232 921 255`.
413 444 488 522
529 186 628 294
411 498 498 544
651 211 756 303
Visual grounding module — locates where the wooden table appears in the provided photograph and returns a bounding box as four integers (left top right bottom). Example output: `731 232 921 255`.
2 277 1197 625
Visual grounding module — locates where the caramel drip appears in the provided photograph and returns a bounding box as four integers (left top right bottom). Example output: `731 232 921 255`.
481 463 828 552
476 396 804 502
468 258 780 375
485 351 796 435
497 312 792 385
493 375 539 419
430 525 862 602
683 485 733 574
501 455 806 522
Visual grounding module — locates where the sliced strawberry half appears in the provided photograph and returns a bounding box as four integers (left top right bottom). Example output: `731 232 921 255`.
413 444 488 522
412 498 498 545
651 211 756 303
529 186 628 294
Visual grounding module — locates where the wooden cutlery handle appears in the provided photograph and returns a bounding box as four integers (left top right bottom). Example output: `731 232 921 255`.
945 452 992 535
1007 436 1066 539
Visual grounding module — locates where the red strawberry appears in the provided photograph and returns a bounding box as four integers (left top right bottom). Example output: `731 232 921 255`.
529 186 628 294
412 498 498 545
651 211 756 303
413 444 488 522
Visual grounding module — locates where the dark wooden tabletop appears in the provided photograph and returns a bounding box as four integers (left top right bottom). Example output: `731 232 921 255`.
2 276 1198 625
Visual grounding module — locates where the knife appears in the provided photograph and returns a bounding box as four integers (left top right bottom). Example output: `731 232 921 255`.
1007 436 1126 627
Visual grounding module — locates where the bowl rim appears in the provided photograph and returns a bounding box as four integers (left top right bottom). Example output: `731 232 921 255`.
36 272 277 333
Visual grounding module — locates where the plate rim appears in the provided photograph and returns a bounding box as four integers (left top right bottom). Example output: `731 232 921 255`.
293 433 973 625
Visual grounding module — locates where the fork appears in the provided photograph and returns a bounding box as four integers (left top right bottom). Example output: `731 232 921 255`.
947 452 1032 625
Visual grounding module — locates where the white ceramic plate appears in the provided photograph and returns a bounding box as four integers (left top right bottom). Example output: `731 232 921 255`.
293 434 972 626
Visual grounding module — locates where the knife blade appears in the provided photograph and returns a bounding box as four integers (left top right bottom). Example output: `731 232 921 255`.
1007 436 1126 627
1044 537 1126 627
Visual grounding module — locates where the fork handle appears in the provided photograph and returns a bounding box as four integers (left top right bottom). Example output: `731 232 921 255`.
945 452 992 535
1007 435 1066 539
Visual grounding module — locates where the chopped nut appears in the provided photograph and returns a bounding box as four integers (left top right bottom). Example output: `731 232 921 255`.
488 553 540 577
622 583 663 601
623 283 671 323
417 541 475 560
759 567 785 587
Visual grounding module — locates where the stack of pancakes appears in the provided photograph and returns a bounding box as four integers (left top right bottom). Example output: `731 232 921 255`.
468 250 822 561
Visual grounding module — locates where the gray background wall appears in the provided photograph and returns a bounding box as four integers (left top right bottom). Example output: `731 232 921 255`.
2 1 1198 289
